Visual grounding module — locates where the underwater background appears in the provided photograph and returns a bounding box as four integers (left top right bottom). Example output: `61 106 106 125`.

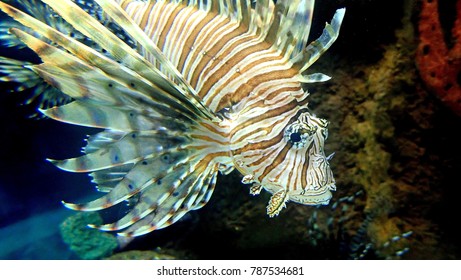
1 0 461 260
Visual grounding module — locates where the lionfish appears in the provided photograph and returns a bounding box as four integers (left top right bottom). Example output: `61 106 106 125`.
0 0 345 237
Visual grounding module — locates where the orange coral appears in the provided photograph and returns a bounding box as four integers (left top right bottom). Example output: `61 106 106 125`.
416 0 461 116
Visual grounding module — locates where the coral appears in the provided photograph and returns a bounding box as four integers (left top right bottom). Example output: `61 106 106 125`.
59 212 118 260
416 0 461 116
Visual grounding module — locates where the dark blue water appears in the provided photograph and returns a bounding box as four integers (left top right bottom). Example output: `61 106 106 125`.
0 39 98 258
0 82 97 259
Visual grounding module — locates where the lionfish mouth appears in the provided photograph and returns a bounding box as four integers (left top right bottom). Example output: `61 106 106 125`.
292 183 336 206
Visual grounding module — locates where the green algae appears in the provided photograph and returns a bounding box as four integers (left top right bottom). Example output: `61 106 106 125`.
59 212 118 260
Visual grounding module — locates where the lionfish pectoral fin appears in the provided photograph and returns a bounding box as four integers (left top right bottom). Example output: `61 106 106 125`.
266 189 289 218
60 147 190 210
0 0 226 237
0 18 25 48
113 162 219 237
61 141 220 237
0 55 70 115
0 4 73 113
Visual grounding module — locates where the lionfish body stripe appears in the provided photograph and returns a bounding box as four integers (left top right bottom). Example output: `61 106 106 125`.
0 0 345 236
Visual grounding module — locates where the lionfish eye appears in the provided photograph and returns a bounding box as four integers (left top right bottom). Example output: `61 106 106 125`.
284 122 317 149
290 132 302 143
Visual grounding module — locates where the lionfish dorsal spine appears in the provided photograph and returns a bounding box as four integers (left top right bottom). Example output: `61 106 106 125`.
95 0 218 121
292 7 345 73
44 0 216 121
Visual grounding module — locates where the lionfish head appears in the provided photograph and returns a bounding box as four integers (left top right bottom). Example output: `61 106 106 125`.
232 110 336 217
279 112 336 205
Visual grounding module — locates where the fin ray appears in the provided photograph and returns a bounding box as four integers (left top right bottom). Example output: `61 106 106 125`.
97 162 197 231
7 26 201 121
292 8 345 72
117 162 218 236
41 100 191 131
52 131 190 172
41 0 218 121
64 149 192 212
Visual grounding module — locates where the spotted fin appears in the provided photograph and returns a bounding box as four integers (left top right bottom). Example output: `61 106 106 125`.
64 149 191 211
92 161 217 236
0 0 99 113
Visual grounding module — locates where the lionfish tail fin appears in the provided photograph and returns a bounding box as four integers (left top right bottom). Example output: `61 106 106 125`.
0 0 226 236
